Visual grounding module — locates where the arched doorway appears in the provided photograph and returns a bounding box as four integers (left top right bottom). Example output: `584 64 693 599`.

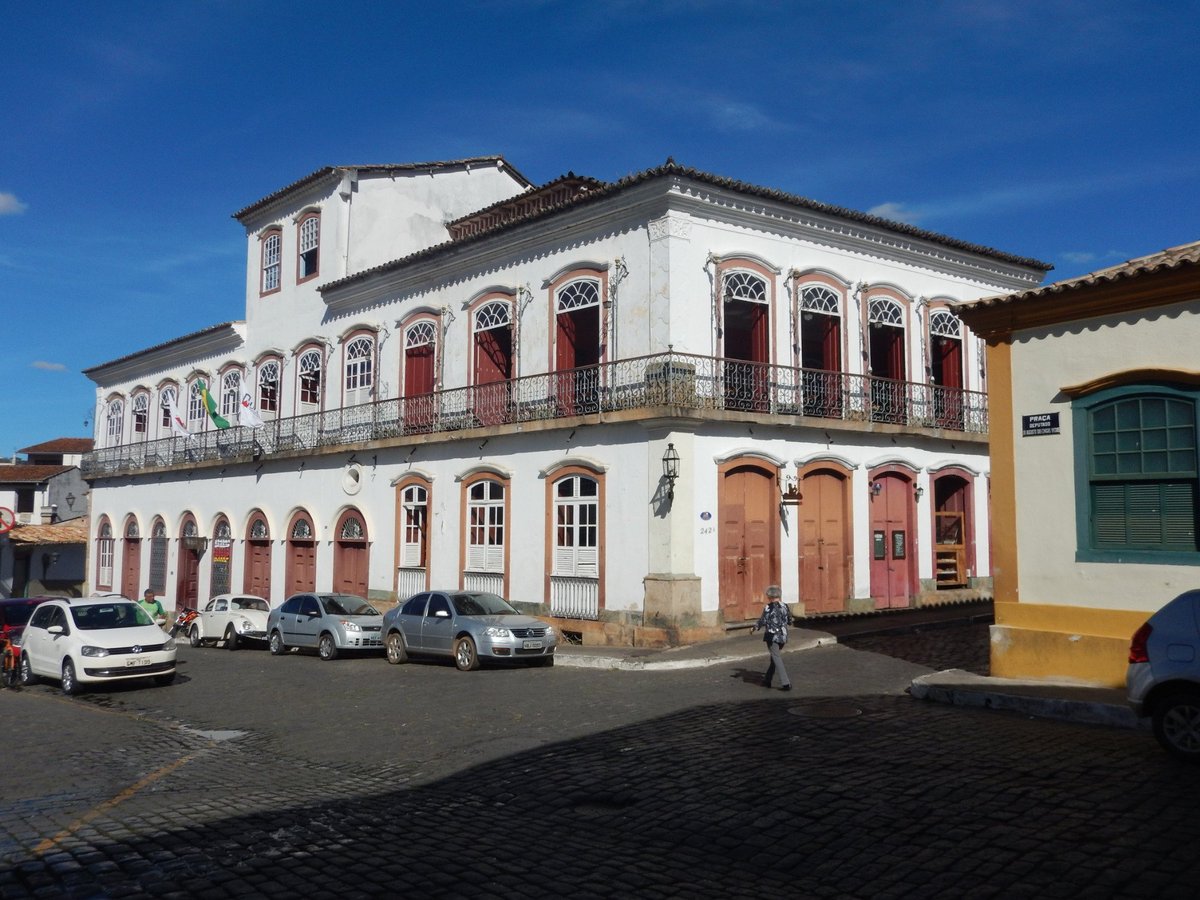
868 297 907 424
403 320 437 432
473 300 512 425
285 511 317 596
933 472 973 589
868 472 916 609
121 516 141 600
718 462 779 622
554 279 602 416
929 309 964 430
210 517 233 597
798 467 850 614
722 270 770 412
176 515 201 608
244 512 272 600
333 509 369 597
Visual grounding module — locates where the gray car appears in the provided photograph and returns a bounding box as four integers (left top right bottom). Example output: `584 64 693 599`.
1127 588 1200 761
266 593 384 660
382 590 556 670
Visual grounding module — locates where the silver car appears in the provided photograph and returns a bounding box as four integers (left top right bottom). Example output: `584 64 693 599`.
382 590 556 671
266 593 384 660
1127 589 1200 761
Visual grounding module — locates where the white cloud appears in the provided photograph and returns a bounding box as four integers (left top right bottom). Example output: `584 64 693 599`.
0 193 28 215
1060 251 1098 265
867 202 924 225
31 361 67 372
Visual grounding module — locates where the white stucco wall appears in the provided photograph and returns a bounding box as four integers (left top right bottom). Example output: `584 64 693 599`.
1010 299 1200 611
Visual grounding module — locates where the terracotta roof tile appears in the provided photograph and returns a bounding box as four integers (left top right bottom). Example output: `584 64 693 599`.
6 519 88 545
18 438 93 455
0 464 72 484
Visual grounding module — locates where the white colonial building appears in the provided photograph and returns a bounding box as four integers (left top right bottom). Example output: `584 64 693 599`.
82 157 1048 645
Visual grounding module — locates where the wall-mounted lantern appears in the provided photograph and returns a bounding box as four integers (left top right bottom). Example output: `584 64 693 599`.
914 484 925 502
870 481 883 497
662 443 681 501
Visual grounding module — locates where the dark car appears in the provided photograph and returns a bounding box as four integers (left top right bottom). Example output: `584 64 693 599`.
1 596 59 683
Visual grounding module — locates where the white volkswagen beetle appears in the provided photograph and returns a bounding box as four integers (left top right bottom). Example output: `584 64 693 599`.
188 594 271 650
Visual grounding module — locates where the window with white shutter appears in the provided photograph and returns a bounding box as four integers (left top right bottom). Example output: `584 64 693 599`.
466 480 505 573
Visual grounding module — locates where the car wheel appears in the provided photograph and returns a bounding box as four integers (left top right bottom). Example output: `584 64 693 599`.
530 655 554 668
224 626 239 651
61 659 82 696
385 631 408 665
269 630 285 656
454 635 479 671
318 633 338 661
1153 689 1200 761
19 654 38 686
189 624 202 648
155 671 176 687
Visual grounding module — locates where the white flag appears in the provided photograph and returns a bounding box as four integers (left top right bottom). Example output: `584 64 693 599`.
165 395 190 438
238 391 264 429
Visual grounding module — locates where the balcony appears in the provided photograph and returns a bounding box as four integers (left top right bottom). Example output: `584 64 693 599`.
82 352 987 478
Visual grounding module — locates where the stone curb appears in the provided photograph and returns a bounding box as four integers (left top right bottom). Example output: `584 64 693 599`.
910 669 1142 730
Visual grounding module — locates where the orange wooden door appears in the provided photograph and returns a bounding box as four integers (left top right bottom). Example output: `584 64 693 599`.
121 539 141 600
719 465 776 622
799 471 847 614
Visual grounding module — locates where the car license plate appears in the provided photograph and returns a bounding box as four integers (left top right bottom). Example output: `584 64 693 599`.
125 656 152 668
523 640 544 650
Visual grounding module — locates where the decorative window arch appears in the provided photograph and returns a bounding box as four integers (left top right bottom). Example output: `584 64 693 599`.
298 347 323 409
801 284 841 315
344 335 374 406
406 320 437 348
869 297 905 326
556 278 601 312
124 516 140 539
290 513 315 541
105 398 124 445
261 228 282 295
258 359 281 414
339 512 366 541
96 518 114 590
149 518 168 593
248 513 270 540
297 211 320 282
723 270 768 304
187 380 207 426
475 300 511 332
930 309 962 338
159 385 178 433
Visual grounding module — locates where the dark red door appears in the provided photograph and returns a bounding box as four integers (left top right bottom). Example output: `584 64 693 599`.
177 549 200 608
931 335 964 429
121 539 141 600
473 328 511 425
724 300 770 412
556 307 600 416
286 542 316 595
802 313 842 416
869 325 906 423
404 342 436 431
244 540 272 600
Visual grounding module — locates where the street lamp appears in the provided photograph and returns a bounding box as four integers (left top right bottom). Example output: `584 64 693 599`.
662 443 681 501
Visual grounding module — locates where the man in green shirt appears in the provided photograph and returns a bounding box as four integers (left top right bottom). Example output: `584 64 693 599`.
139 589 167 627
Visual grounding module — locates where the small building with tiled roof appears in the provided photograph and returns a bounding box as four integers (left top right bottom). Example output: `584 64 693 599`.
1 438 91 598
958 240 1200 686
80 155 1049 643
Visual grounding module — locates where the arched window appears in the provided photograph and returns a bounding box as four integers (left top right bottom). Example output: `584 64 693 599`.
258 360 280 414
298 212 320 281
723 271 768 304
220 371 241 422
132 393 149 436
211 518 233 596
800 284 844 417
105 399 124 445
159 386 178 433
149 519 168 593
400 484 428 568
553 475 599 576
557 279 601 312
344 336 374 406
188 381 207 427
869 297 904 326
465 479 506 581
298 349 322 409
261 229 281 294
930 310 961 338
96 520 114 590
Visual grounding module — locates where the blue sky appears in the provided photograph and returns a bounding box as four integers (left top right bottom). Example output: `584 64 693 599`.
2 0 1198 454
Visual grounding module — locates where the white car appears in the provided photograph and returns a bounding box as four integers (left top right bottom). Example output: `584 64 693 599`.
1127 588 1200 761
19 597 177 695
188 594 271 650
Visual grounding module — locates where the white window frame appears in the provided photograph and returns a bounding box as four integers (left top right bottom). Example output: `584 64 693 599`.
466 480 505 572
553 475 599 577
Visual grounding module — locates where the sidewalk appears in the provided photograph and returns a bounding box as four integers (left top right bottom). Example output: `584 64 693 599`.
555 626 1141 730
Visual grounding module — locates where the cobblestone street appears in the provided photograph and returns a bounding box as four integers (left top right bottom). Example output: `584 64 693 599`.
2 626 1197 898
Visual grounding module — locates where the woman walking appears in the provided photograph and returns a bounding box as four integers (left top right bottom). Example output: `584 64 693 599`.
752 585 792 691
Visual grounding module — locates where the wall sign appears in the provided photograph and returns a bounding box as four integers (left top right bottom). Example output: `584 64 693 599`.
1022 412 1060 436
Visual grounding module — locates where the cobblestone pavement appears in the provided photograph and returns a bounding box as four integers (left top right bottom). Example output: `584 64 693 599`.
2 632 1198 898
837 621 992 676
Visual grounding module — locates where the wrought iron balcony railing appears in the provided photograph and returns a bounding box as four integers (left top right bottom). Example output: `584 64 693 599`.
82 352 987 477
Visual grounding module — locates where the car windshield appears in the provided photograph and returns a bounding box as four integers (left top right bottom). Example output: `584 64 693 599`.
233 598 269 612
71 602 154 630
321 595 378 616
451 592 518 617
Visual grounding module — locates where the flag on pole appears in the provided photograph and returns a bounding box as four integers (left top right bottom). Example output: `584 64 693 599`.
198 380 231 429
165 394 190 439
238 390 264 429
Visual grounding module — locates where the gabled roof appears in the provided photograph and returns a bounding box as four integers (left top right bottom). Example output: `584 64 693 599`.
231 157 534 222
959 240 1200 339
323 159 1052 293
0 464 72 485
19 438 93 455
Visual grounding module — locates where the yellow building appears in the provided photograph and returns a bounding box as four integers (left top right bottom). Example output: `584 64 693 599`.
959 242 1200 687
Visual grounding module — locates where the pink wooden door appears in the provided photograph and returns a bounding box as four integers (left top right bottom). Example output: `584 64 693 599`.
869 474 914 609
799 471 847 614
244 540 272 600
286 542 316 595
121 539 141 600
719 466 776 622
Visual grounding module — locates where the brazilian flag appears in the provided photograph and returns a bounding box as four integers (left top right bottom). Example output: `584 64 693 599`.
198 380 231 429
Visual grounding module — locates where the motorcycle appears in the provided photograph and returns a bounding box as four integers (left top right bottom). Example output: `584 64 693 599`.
169 606 199 638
